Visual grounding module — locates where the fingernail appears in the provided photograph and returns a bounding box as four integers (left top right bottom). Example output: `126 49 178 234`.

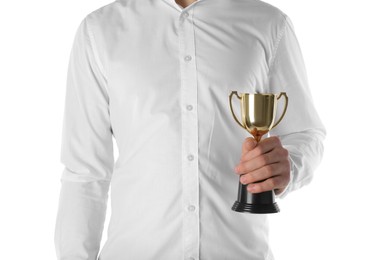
234 166 239 173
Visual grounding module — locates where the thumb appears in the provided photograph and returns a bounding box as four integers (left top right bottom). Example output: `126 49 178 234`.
241 137 257 155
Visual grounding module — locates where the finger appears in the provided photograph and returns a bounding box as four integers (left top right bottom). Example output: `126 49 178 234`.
241 137 257 155
240 158 291 185
239 163 283 184
241 136 282 162
235 148 282 175
246 175 288 194
235 144 288 174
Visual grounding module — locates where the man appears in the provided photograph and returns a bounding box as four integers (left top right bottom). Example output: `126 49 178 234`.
54 0 326 259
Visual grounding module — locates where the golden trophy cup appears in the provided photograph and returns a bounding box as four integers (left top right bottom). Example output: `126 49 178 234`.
229 91 288 214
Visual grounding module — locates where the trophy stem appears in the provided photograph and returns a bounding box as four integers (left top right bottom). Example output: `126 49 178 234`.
250 129 268 143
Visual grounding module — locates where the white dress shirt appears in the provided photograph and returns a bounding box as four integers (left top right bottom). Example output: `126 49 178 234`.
54 0 326 259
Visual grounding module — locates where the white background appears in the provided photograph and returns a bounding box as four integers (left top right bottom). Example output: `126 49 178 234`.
0 0 389 259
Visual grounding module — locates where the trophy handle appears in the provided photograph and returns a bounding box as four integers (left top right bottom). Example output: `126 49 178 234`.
271 92 288 129
229 91 246 130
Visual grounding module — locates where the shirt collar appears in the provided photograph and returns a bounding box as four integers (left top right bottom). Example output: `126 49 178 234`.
161 0 206 11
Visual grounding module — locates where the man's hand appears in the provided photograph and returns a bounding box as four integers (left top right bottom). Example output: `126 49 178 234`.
234 136 291 195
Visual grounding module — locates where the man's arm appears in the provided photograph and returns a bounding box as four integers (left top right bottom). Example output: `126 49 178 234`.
268 13 326 198
54 16 114 260
234 13 326 199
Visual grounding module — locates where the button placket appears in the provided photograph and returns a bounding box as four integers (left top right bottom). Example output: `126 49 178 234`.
178 7 200 260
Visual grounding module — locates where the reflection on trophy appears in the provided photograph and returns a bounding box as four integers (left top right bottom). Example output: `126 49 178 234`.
229 91 288 214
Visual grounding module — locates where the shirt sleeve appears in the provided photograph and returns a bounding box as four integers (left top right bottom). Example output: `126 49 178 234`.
267 14 327 199
54 16 114 260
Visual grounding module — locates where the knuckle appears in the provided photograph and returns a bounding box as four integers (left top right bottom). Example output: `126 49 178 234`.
245 173 253 183
275 146 288 159
256 182 267 192
240 163 247 172
272 136 282 146
251 169 262 182
249 183 260 193
264 165 273 176
281 147 289 157
268 177 277 188
244 137 255 147
254 146 263 156
261 153 270 165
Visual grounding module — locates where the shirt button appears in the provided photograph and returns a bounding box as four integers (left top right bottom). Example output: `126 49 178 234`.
187 154 194 161
186 105 193 111
183 12 189 18
188 205 196 212
184 55 192 62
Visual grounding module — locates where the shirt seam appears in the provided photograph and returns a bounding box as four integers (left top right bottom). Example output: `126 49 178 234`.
267 13 288 78
84 16 109 91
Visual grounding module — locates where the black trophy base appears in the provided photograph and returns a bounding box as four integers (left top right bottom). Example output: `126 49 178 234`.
232 200 279 214
231 182 280 214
